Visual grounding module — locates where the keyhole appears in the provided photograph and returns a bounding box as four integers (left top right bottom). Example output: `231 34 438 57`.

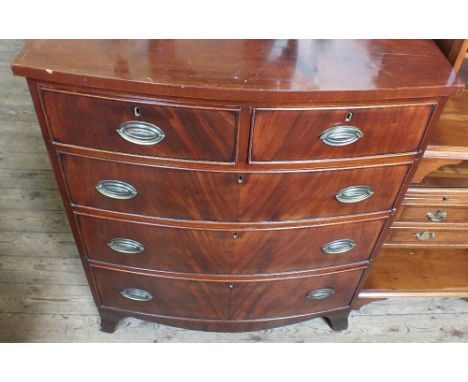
442 196 448 201
238 176 244 184
228 283 235 289
233 232 239 239
345 112 353 122
133 106 142 117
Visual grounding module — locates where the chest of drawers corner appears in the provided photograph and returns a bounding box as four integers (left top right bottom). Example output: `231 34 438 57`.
12 40 462 333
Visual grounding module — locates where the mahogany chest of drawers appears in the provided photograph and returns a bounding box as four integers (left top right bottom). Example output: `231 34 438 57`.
11 40 462 332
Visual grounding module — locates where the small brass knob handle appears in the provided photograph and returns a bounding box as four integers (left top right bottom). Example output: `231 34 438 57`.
320 125 363 146
306 288 335 300
426 210 447 222
117 121 165 146
335 185 374 204
415 231 436 241
107 238 144 254
322 239 356 254
96 180 137 200
120 288 153 302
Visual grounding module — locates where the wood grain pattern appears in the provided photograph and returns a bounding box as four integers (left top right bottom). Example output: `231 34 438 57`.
10 39 462 333
364 248 468 292
40 86 239 163
385 226 468 247
250 103 434 162
77 212 384 274
396 205 468 224
11 40 462 102
60 153 410 222
91 264 364 329
3 39 467 339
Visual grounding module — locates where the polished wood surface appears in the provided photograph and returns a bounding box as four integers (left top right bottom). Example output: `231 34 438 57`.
426 60 468 158
12 40 462 102
385 227 468 247
12 40 461 332
40 86 239 163
77 212 384 274
61 153 410 222
92 264 364 324
364 248 468 295
251 103 434 162
4 40 467 341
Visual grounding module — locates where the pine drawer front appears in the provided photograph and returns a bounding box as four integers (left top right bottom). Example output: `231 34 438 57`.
396 205 468 224
230 267 365 319
93 267 231 320
386 227 468 247
41 88 239 163
61 154 410 222
250 103 434 162
77 213 385 274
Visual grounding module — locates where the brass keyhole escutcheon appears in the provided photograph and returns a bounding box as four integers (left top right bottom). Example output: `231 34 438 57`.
133 106 142 117
345 112 353 122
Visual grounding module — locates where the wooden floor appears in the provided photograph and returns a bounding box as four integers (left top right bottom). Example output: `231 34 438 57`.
1 39 467 342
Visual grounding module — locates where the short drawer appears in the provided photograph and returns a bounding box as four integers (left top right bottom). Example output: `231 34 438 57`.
77 213 384 274
230 267 365 319
396 205 468 224
250 103 434 162
386 227 468 246
92 267 231 320
61 154 410 222
41 88 239 162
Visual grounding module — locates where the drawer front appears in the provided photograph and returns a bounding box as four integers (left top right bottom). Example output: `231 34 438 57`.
386 227 468 245
250 104 434 162
396 205 468 224
62 154 409 222
230 267 365 319
41 89 239 162
92 267 231 319
77 214 384 274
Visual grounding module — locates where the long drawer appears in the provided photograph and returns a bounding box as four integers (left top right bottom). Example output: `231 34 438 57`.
41 88 239 163
92 265 365 320
61 153 410 222
77 213 385 274
250 103 434 162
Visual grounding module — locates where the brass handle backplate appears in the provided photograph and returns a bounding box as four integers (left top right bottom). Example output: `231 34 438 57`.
415 231 436 241
426 210 447 222
306 288 335 300
320 125 363 146
107 238 144 254
117 121 165 146
96 180 137 200
335 185 374 204
322 239 357 254
120 288 153 302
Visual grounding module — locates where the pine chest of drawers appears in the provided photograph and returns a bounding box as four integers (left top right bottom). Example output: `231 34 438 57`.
12 40 462 332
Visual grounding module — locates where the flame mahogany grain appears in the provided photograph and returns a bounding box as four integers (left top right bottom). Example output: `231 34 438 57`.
11 40 462 333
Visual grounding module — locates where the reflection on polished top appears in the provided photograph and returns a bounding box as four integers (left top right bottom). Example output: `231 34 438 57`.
12 40 461 101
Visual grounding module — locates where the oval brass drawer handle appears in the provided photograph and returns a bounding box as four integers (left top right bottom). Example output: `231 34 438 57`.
306 288 335 300
96 180 137 200
120 288 153 302
107 238 144 254
415 231 436 241
320 125 363 146
117 121 165 146
322 239 356 254
335 185 374 204
426 210 447 222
